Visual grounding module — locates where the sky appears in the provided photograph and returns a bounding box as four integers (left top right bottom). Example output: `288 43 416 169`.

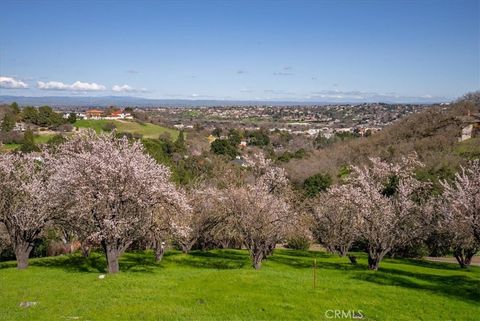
0 0 479 102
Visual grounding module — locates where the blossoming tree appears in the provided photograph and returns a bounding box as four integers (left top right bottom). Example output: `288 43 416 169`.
312 184 359 257
0 153 54 269
174 186 227 252
439 160 480 267
48 131 188 273
224 153 292 269
349 156 431 270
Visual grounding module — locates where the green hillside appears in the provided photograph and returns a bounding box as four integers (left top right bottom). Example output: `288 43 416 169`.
74 119 179 139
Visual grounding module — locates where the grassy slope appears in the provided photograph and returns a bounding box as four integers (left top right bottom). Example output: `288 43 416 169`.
74 119 179 139
0 249 478 321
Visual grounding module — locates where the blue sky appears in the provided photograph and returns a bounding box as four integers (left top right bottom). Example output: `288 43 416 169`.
0 0 478 102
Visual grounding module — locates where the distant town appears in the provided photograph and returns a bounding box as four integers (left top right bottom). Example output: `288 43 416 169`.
25 102 439 139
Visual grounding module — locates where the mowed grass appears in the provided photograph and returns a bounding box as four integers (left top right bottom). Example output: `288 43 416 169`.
0 249 479 321
1 134 56 151
74 119 179 139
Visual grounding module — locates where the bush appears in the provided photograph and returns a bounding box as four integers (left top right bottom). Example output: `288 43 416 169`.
102 122 117 132
19 129 40 153
211 139 238 158
247 130 270 147
303 173 332 197
390 242 430 259
277 149 307 163
56 123 73 132
47 134 67 146
285 236 311 251
0 131 23 144
116 132 143 140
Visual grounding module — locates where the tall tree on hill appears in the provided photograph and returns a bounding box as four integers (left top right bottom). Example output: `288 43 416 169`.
212 127 222 138
67 112 77 124
174 130 186 152
10 102 20 115
21 106 39 124
1 112 15 132
19 129 40 153
47 130 189 273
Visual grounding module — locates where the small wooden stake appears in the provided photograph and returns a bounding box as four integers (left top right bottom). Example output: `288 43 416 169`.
313 258 317 289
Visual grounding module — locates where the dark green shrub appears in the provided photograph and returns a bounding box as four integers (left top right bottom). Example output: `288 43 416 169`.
211 139 238 158
303 173 332 197
102 122 117 132
285 236 311 251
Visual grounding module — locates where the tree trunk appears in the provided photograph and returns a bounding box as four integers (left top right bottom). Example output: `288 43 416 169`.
368 255 380 270
263 243 275 258
220 239 229 249
102 241 121 273
348 255 357 265
454 248 476 268
81 244 91 258
181 244 189 254
14 242 33 270
155 241 165 262
367 248 387 271
338 246 349 257
251 249 264 270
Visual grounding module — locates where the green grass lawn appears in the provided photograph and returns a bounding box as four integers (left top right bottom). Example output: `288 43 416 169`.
456 138 480 159
2 134 56 151
34 133 56 144
0 249 478 321
74 119 179 139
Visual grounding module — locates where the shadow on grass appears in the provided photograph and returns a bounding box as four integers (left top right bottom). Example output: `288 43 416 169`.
271 249 480 304
1 248 478 304
3 251 164 273
172 250 249 269
120 251 163 273
30 254 107 273
394 257 467 271
354 266 480 303
269 251 365 272
275 248 334 259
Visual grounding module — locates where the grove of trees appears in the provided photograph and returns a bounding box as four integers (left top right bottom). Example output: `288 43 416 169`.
0 98 479 274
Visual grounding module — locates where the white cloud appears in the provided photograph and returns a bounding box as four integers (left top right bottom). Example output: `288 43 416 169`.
71 81 106 91
112 84 148 93
37 81 69 90
37 80 106 91
0 76 28 89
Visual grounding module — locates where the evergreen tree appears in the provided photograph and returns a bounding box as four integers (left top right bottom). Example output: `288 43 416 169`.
1 112 16 132
19 129 40 153
10 102 20 115
67 112 77 124
175 130 186 151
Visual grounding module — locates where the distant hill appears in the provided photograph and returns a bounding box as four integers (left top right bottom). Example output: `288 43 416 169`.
0 95 445 108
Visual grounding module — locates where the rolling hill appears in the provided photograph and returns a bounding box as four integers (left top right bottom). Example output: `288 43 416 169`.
74 119 179 139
